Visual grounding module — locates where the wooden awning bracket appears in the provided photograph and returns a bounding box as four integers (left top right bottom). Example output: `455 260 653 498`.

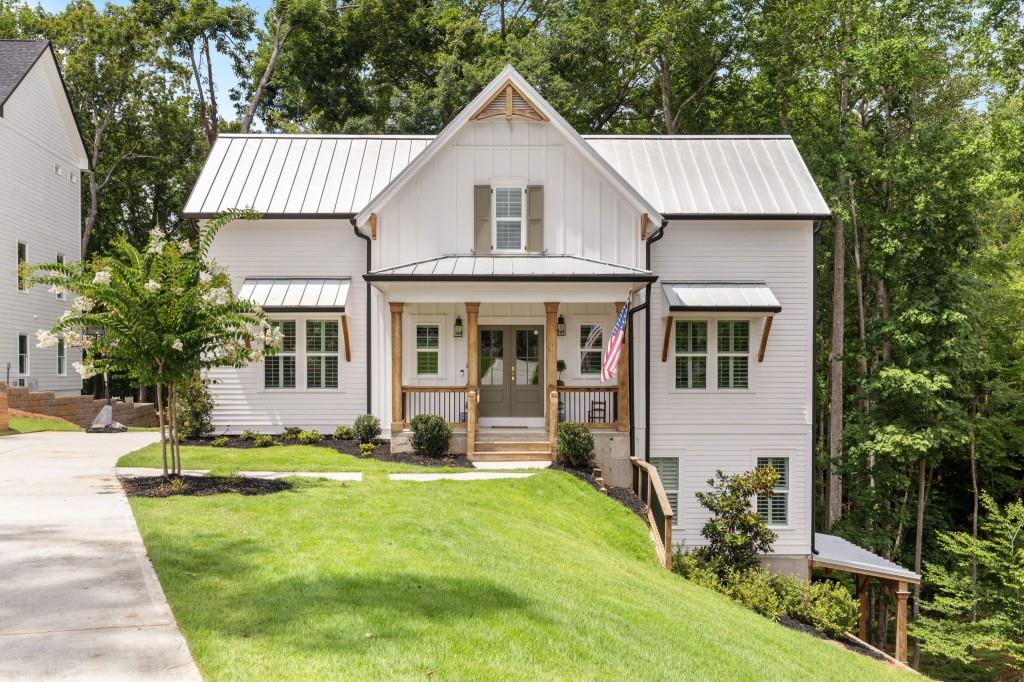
757 315 773 362
661 317 672 362
341 314 352 361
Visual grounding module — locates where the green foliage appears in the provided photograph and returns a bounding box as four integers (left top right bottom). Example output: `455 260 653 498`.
693 468 778 573
353 414 381 444
296 429 323 445
174 373 214 439
555 422 594 468
912 494 1024 677
239 429 261 442
409 414 452 458
251 434 275 448
281 426 302 441
358 442 376 458
333 425 355 441
211 436 230 448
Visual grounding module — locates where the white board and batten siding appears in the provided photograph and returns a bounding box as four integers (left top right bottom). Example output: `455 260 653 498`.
649 220 813 555
206 219 366 432
373 120 645 271
0 54 83 394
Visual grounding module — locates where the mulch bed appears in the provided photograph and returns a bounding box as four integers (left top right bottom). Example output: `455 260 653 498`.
121 475 291 498
778 617 889 662
184 435 473 468
551 463 647 518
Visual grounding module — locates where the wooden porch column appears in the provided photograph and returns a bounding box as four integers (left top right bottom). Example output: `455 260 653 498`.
390 302 404 434
893 580 910 663
465 302 480 456
615 301 629 432
544 302 559 452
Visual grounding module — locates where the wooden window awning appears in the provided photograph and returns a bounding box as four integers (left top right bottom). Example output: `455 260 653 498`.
660 282 780 362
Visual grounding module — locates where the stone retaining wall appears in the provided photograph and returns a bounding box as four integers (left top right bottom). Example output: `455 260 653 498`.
0 384 159 428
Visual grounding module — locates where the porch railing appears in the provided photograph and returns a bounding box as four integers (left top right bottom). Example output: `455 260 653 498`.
557 386 618 427
630 457 675 569
401 386 468 427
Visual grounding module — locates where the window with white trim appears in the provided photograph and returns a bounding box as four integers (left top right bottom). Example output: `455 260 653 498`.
416 324 440 375
55 254 65 300
675 320 707 389
651 457 679 515
756 456 789 525
17 242 27 291
18 334 28 374
306 320 339 389
57 338 66 376
494 186 524 250
264 320 296 389
579 323 603 376
717 320 749 389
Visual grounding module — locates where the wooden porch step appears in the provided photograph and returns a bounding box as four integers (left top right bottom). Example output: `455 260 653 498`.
469 451 553 462
473 440 550 452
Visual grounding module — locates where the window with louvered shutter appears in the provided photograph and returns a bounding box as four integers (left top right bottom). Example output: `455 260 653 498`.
651 457 679 515
264 320 296 389
755 456 789 525
717 320 749 389
675 320 707 389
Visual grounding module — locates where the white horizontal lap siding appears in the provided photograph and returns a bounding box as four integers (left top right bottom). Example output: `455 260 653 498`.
374 120 642 270
649 220 813 554
0 60 82 394
206 219 366 432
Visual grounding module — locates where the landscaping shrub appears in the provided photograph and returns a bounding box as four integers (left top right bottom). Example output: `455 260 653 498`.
282 426 302 441
334 425 355 440
555 421 594 468
804 580 859 638
211 436 229 447
409 414 451 457
359 442 376 457
693 468 778 573
252 434 275 448
723 568 784 620
239 429 260 442
297 429 323 445
353 414 381 444
175 373 215 439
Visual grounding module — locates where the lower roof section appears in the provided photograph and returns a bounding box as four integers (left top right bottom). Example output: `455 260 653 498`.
812 533 921 584
238 277 350 312
364 254 657 283
662 281 781 313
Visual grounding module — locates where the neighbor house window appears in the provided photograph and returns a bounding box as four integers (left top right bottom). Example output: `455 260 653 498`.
651 457 679 516
264 320 296 389
55 254 65 300
579 323 603 375
494 186 524 250
416 324 440 375
675 320 707 389
57 338 66 376
717 320 749 389
17 242 27 291
306 320 339 389
756 456 789 525
18 334 28 374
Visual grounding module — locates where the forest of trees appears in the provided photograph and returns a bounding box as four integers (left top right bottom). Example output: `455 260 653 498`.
2 0 1023 677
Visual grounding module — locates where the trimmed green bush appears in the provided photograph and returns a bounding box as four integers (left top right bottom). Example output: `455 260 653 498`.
353 414 381 444
252 434 275 448
410 414 451 458
211 436 230 447
804 580 859 638
175 373 215 439
724 568 784 620
282 426 302 441
334 425 355 440
555 421 594 468
297 429 324 445
359 442 376 457
239 429 260 442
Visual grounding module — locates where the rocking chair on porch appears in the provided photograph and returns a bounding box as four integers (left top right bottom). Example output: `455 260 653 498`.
587 400 607 424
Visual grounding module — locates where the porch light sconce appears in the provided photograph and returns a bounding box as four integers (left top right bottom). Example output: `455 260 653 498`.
556 315 566 336
454 316 464 338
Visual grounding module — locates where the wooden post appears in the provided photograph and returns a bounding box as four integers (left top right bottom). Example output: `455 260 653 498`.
615 301 629 432
544 302 559 444
390 302 403 435
548 389 559 455
465 302 480 456
893 580 910 663
856 574 870 641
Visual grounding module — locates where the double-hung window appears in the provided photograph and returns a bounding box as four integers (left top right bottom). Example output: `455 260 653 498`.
416 324 440 375
651 457 679 516
57 338 66 376
675 320 707 389
717 321 749 389
55 254 65 300
579 324 603 376
306 320 339 389
17 334 28 374
494 186 524 251
17 242 27 291
756 456 789 525
264 320 296 389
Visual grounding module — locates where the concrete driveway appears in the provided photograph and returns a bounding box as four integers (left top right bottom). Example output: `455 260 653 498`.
0 431 202 681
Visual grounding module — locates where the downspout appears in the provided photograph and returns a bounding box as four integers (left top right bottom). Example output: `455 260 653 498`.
811 220 822 555
350 218 372 414
628 218 667 460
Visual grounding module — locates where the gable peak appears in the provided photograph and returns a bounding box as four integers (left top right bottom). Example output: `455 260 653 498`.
471 78 548 122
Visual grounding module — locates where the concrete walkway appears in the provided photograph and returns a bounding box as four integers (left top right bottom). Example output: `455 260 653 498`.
0 431 202 681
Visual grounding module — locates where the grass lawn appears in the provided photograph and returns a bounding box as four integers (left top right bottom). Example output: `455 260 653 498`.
2 414 81 434
127 447 912 681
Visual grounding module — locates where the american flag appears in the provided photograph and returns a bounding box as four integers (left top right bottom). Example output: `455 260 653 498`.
601 294 630 382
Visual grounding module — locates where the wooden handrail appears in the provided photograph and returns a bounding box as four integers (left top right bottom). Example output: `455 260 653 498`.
556 385 619 393
401 385 467 393
630 457 675 569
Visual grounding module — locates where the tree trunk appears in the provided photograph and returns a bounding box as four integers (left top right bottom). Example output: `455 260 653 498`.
156 382 167 478
658 57 677 135
203 37 219 146
241 20 293 133
828 211 845 527
970 423 979 622
911 456 927 668
876 277 892 362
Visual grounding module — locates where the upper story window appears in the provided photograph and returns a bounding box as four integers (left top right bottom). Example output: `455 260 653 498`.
264 320 296 389
17 242 27 291
494 186 524 251
717 321 749 389
55 253 65 300
675 320 707 389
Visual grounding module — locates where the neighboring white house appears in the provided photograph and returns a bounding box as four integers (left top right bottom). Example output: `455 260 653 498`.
184 66 831 575
0 40 87 393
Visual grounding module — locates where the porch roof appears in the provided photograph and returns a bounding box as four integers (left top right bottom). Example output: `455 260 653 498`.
364 254 657 283
238 277 351 312
662 281 781 313
812 533 921 584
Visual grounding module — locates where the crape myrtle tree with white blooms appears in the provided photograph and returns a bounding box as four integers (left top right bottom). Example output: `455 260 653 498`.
29 209 281 477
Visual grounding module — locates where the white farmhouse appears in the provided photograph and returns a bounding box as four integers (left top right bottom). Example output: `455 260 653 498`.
0 40 86 393
187 66 919 589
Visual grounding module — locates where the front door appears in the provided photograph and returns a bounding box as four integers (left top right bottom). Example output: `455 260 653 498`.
478 326 544 418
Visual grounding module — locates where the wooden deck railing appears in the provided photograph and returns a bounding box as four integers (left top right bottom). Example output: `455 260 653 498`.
630 457 675 569
401 386 468 427
557 386 619 428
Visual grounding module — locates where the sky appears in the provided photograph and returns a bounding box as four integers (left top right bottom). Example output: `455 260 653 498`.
34 0 272 120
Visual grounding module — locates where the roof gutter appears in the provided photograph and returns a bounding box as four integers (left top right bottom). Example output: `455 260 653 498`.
350 218 372 414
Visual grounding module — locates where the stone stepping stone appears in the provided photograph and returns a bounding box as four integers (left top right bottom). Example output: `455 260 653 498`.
389 472 535 482
471 461 551 470
237 471 362 482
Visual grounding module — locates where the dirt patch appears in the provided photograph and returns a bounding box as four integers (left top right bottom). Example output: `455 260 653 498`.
121 475 291 498
551 463 646 518
10 409 77 425
185 435 473 468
